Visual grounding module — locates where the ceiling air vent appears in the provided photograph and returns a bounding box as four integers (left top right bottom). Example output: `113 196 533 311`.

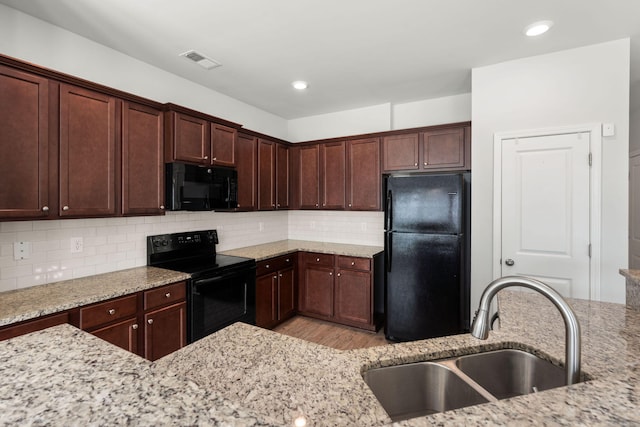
179 50 222 70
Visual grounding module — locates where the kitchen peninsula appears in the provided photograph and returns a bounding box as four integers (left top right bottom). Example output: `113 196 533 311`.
1 289 640 425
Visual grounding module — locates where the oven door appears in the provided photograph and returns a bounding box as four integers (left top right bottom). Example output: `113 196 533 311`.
189 266 256 343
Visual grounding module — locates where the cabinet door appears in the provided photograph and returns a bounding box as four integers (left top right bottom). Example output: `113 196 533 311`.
302 266 334 318
321 141 346 209
122 101 164 215
335 269 372 326
347 138 380 210
276 143 290 209
236 133 257 211
144 301 187 361
211 123 236 167
298 144 320 209
257 138 276 210
91 317 139 355
0 66 50 219
382 133 419 171
278 266 296 321
170 112 210 164
256 273 277 329
421 128 465 170
59 84 117 217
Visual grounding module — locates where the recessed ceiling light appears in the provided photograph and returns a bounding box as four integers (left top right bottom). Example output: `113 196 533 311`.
179 50 222 70
524 20 553 37
292 81 308 90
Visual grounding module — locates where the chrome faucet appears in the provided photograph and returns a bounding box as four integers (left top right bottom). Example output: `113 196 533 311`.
471 276 581 385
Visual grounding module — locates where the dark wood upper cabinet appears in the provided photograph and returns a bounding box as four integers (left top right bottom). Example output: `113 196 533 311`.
236 133 257 211
59 84 118 217
211 123 236 167
383 126 469 172
257 138 276 210
276 143 290 209
382 133 419 171
165 111 210 165
347 138 380 210
122 102 164 215
421 127 466 170
0 65 50 219
297 144 320 209
321 141 346 209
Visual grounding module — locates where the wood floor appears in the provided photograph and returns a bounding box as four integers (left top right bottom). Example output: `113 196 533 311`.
273 316 390 350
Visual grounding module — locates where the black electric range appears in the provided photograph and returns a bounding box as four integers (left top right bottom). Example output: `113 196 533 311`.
147 230 256 343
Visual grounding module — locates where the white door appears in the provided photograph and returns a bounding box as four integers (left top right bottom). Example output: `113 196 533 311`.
501 132 591 299
630 153 640 269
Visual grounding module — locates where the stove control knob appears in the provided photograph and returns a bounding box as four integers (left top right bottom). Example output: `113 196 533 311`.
161 240 169 246
153 240 161 247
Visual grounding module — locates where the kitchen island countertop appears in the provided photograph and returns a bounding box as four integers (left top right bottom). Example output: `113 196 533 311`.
2 290 640 425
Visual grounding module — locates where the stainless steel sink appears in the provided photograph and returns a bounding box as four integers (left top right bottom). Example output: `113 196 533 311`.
363 362 489 421
363 348 569 421
455 349 566 399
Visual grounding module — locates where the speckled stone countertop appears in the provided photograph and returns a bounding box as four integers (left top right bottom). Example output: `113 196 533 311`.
620 269 640 309
2 290 640 425
220 239 383 261
0 324 274 426
0 266 190 327
157 291 640 426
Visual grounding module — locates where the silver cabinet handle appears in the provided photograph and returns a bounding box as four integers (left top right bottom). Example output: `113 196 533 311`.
351 261 355 266
42 206 49 212
315 204 319 207
165 292 171 298
265 264 270 269
414 162 418 166
329 272 333 276
277 204 281 207
505 259 515 266
279 273 283 277
203 155 209 160
273 275 277 279
213 157 217 161
147 319 153 324
132 324 138 330
348 204 352 207
285 259 290 262
160 205 165 209
62 206 69 211
108 309 115 315
424 162 428 166
337 273 341 277
316 258 320 262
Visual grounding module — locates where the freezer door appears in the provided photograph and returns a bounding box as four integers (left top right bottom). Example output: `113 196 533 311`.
385 232 463 341
385 174 463 234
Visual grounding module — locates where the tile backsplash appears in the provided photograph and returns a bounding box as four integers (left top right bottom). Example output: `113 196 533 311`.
0 210 384 292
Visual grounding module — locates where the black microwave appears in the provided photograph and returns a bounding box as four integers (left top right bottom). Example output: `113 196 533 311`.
166 162 238 211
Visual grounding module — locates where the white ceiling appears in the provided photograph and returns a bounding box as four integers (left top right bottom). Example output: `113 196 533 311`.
2 0 640 119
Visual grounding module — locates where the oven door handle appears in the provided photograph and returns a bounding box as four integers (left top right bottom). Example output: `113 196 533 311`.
192 270 247 289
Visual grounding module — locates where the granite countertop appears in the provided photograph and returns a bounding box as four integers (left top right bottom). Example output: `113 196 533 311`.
0 266 190 327
2 290 640 425
220 239 383 261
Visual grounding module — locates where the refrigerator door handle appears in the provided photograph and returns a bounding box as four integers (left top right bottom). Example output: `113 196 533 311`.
386 190 392 231
386 232 392 272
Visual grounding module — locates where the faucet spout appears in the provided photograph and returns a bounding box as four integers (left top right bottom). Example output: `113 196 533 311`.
471 276 581 385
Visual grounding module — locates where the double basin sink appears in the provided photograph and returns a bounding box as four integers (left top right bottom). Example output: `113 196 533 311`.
363 348 569 422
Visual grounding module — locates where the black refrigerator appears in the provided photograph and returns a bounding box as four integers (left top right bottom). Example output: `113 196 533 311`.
384 173 470 342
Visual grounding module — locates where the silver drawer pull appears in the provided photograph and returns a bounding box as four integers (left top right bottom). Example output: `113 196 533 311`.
108 309 116 315
316 258 320 262
132 324 138 330
265 264 270 269
165 292 171 298
147 319 154 325
351 261 355 266
42 206 49 212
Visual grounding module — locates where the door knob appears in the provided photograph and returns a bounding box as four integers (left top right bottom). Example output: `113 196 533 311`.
505 259 515 266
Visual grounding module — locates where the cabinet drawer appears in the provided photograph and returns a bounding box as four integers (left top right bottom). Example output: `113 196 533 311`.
337 256 371 271
80 294 138 330
303 252 334 267
256 254 295 276
144 282 186 311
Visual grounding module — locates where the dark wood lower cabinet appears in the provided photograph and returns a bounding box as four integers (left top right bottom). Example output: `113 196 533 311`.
255 255 296 329
144 302 187 361
0 312 69 341
92 317 139 354
298 252 381 331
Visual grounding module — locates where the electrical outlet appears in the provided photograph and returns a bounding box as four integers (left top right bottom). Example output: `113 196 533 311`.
70 237 83 253
13 241 31 260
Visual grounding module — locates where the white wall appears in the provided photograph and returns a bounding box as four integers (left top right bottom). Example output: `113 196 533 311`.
0 4 288 139
471 39 630 308
287 95 472 142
